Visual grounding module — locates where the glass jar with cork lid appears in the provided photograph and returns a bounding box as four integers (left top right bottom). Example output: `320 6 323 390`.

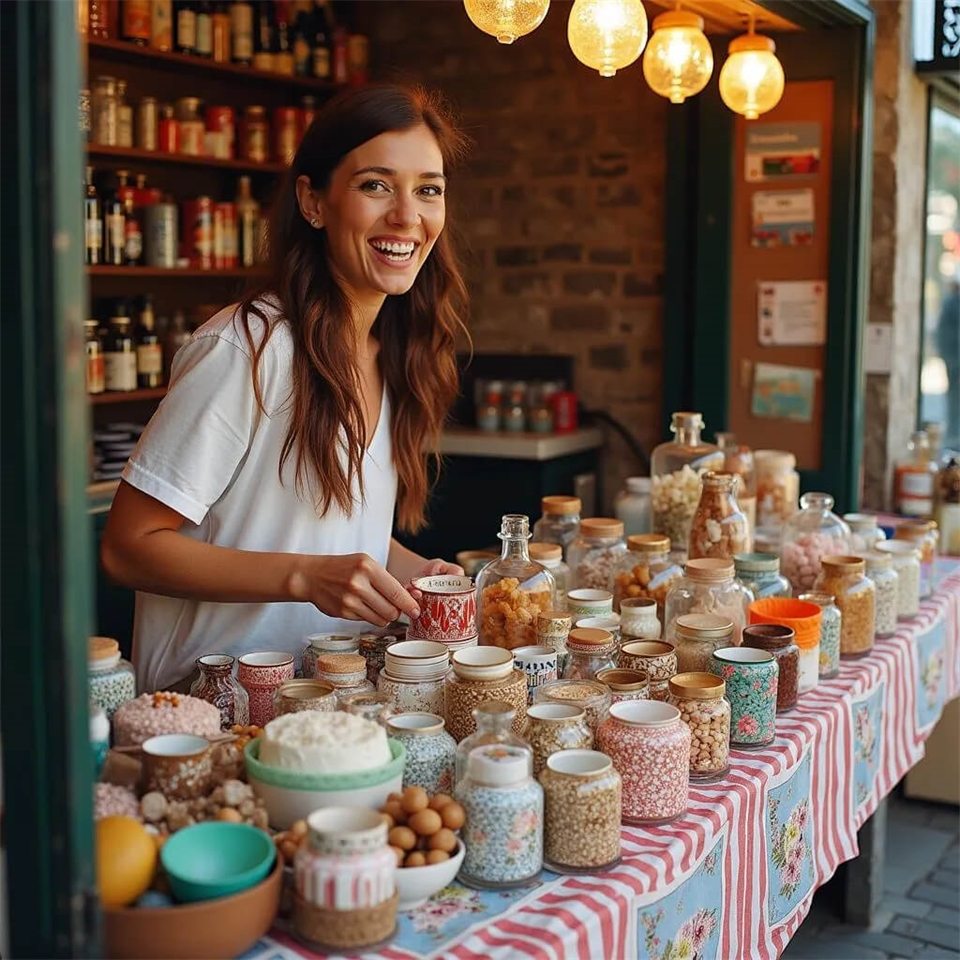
567 518 628 592
663 558 751 645
673 614 735 674
528 542 570 611
562 628 618 681
612 533 683 617
532 495 581 560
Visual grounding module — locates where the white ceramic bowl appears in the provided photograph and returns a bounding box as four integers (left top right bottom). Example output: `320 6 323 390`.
385 640 450 680
442 635 479 653
451 646 514 681
395 839 466 910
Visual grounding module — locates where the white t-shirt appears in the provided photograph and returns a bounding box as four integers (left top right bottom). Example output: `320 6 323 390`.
121 301 397 692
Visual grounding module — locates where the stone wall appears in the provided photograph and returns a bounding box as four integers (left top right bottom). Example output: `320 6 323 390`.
369 1 667 509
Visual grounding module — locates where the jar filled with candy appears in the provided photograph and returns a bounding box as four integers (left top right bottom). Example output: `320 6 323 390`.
780 493 851 594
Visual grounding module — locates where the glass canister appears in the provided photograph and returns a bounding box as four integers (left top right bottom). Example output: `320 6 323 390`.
316 654 375 703
453 702 531 783
668 672 730 781
339 691 393 725
895 520 936 599
273 678 337 716
520 703 594 776
540 750 622 873
754 450 800 529
597 700 691 824
302 634 360 678
663 558 751 645
88 636 136 720
612 533 683 618
688 472 750 561
189 653 249 728
455 744 543 889
528 542 570 611
780 493 852 594
596 668 650 704
477 514 555 650
562 627 618 681
708 647 778 748
386 713 457 796
568 518 628 591
532 495 582 560
734 552 791 600
798 593 841 679
614 477 652 537
91 75 119 146
651 411 724 553
813 556 876 658
716 432 757 542
617 640 677 702
864 552 899 639
619 596 661 640
534 679 612 733
876 541 921 620
673 614 735 674
741 624 799 712
844 513 887 554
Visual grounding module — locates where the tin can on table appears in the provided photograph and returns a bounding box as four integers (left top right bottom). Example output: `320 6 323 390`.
181 196 213 269
708 647 778 749
144 202 178 268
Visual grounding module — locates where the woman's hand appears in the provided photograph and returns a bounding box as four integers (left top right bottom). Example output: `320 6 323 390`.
290 553 421 628
414 559 466 579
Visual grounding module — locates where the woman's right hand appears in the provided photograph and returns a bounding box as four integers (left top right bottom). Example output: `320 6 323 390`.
290 553 421 627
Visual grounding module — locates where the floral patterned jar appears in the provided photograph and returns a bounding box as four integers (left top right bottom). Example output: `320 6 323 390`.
386 713 456 795
741 624 799 712
540 749 622 873
688 472 750 561
844 513 887 554
618 596 662 640
673 613 735 674
534 679 612 733
668 672 730 781
612 533 683 619
813 556 876 659
520 703 594 776
455 744 544 889
189 654 249 729
317 654 375 704
864 551 899 639
378 669 445 718
618 640 678 701
597 700 690 825
562 627 618 681
876 540 921 620
237 652 295 727
302 634 359 679
734 553 791 601
272 678 337 717
894 519 936 598
88 636 137 721
453 701 532 785
798 593 841 679
708 647 778 749
663 558 751 646
568 518 628 592
596 668 650 705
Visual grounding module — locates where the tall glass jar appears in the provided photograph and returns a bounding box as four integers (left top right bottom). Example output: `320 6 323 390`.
741 624 799 712
529 542 570 611
863 552 899 639
562 628 618 681
734 552 791 600
673 614 735 674
614 477 651 537
454 702 532 785
780 493 852 594
844 513 887 554
189 653 249 728
651 412 723 553
477 514 555 650
754 450 800 529
668 672 730 781
716 432 756 542
798 592 841 679
688 472 751 560
612 533 683 618
813 557 876 658
876 541 921 620
568 518 628 591
532 496 582 560
663 558 751 644
895 520 936 598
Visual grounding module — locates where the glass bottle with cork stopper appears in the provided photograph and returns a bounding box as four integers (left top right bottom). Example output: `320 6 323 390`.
532 495 582 560
688 472 750 561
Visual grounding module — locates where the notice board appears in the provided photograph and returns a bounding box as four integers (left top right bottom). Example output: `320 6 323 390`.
726 80 834 470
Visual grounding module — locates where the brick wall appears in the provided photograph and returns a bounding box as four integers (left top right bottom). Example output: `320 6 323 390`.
369 1 667 509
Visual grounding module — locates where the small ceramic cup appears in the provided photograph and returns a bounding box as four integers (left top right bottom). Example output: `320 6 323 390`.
617 640 677 701
141 733 213 800
708 646 778 749
273 679 338 717
407 575 477 641
238 652 295 726
567 589 614 623
512 645 559 703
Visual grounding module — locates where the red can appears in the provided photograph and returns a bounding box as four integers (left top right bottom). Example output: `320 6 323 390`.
158 104 179 153
551 392 579 433
181 196 213 269
205 105 235 160
274 107 299 165
214 201 236 269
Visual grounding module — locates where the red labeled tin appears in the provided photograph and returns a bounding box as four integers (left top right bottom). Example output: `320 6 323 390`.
181 196 213 269
551 392 579 433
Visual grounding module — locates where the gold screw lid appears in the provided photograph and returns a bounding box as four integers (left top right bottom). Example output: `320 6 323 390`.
627 533 671 553
668 671 725 700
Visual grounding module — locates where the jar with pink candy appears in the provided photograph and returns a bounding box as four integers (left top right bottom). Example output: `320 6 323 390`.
780 493 851 594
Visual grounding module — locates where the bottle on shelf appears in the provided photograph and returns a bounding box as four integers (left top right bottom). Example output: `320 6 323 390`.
176 0 198 54
150 0 173 51
292 1 313 76
236 175 260 268
104 304 138 393
119 172 143 267
253 0 275 72
164 309 192 380
84 319 106 395
332 24 349 85
136 296 164 388
116 79 133 147
311 0 331 79
122 0 152 44
158 103 179 153
231 0 254 64
89 0 118 39
84 165 102 266
274 0 294 75
195 0 213 56
211 1 231 61
103 188 126 267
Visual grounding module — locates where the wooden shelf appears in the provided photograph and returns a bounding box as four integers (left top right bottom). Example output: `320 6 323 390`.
91 388 167 405
87 38 339 92
87 266 266 278
87 144 288 175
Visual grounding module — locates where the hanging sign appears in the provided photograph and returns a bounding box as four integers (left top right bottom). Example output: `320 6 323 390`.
745 122 821 181
757 280 827 346
751 189 815 247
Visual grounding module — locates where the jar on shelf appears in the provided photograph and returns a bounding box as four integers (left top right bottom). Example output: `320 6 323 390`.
688 471 751 560
876 541 921 620
619 597 661 640
663 558 751 645
798 592 841 679
477 514 555 650
734 552 791 601
568 518 628 591
273 678 337 717
614 477 651 537
444 656 528 744
528 542 570 611
175 96 204 156
668 672 730 781
386 713 456 796
115 79 133 148
894 430 937 518
754 450 800 529
302 633 360 679
617 640 677 702
241 105 269 163
91 76 119 146
708 647 778 749
741 624 799 712
716 432 757 542
674 613 735 674
612 533 683 618
843 513 887 554
597 700 690 824
813 556 876 658
780 493 852 594
532 496 582 559
540 749 622 874
476 381 503 432
534 679 612 733
520 703 594 776
339 691 393 725
651 412 724 554
316 654 375 703
864 552 899 639
562 628 618 681
88 636 136 720
895 519 936 598
596 668 650 704
189 653 249 728
455 743 543 889
453 701 532 785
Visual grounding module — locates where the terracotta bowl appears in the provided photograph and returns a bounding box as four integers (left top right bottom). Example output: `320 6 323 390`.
103 856 283 959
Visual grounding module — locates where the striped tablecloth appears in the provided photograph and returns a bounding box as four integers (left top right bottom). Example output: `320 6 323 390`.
249 563 960 960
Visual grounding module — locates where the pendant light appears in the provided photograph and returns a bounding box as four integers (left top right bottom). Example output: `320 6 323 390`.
718 19 784 119
567 0 649 78
642 4 713 104
463 0 551 44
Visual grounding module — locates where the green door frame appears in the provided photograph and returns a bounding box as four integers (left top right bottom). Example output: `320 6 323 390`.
663 0 875 513
1 1 98 955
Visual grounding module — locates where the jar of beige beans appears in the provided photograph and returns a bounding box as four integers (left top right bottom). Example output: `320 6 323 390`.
668 672 730 781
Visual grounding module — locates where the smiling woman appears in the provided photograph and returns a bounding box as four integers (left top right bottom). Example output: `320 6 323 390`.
100 85 471 692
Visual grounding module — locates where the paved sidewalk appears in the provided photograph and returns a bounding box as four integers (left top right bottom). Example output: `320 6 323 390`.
784 792 959 959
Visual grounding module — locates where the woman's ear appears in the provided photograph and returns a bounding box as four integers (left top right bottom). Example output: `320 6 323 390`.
295 175 323 228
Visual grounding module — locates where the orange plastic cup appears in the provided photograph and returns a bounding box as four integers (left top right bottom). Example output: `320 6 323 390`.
748 597 822 650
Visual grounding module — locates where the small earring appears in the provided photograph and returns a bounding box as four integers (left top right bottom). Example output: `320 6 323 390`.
310 217 320 228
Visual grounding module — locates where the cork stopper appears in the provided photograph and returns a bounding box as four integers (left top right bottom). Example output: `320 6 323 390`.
541 495 581 516
317 654 367 675
529 542 562 563
567 627 615 648
89 636 120 661
580 518 624 539
685 558 735 582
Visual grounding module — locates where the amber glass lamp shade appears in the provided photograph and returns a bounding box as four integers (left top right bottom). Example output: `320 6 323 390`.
567 0 649 77
463 0 551 44
718 32 784 119
642 9 713 104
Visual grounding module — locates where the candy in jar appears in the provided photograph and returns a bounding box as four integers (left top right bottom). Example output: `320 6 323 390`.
780 493 851 594
688 471 750 560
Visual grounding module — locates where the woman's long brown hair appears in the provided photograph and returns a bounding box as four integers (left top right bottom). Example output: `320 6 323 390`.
238 84 469 534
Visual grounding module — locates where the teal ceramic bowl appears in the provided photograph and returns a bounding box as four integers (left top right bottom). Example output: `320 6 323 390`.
160 822 275 903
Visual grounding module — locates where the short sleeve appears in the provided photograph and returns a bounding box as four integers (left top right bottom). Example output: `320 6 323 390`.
122 333 258 525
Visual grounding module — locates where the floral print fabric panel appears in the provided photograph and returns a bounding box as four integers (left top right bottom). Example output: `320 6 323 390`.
638 833 724 960
851 681 884 815
914 615 947 732
766 749 815 926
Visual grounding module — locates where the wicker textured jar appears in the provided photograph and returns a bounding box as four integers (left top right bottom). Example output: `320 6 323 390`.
741 624 799 712
317 654 375 703
520 703 594 776
813 556 876 659
444 668 528 743
673 613 735 674
617 640 678 701
668 672 730 781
